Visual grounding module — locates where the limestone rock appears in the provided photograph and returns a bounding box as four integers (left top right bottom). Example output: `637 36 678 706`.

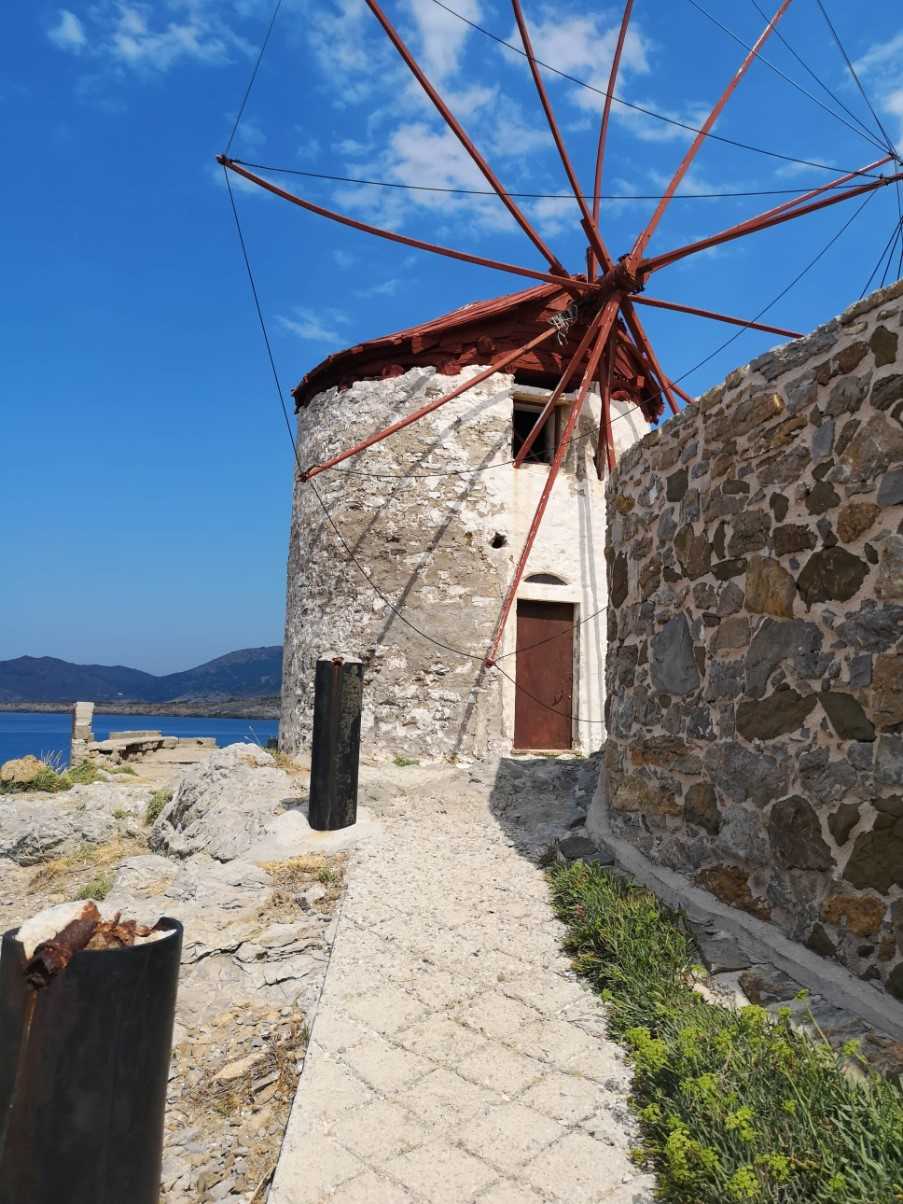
746 555 796 617
611 774 680 815
837 603 903 651
797 547 868 607
650 614 699 695
149 744 297 862
877 468 903 507
0 755 45 785
746 617 823 697
0 793 119 865
736 688 817 741
695 865 770 920
704 742 788 808
837 414 903 486
768 795 833 870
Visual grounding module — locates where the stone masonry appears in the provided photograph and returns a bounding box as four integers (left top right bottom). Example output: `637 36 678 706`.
281 366 646 762
603 280 903 998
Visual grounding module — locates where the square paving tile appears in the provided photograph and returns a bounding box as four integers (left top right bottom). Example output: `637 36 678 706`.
342 1035 433 1094
276 1135 362 1203
454 991 543 1040
345 985 427 1036
522 1130 638 1202
455 1043 547 1095
395 1067 501 1127
298 1056 374 1121
458 1101 563 1174
477 1179 547 1204
395 1013 487 1063
519 1071 605 1124
385 1139 497 1204
328 1169 416 1203
327 1098 431 1163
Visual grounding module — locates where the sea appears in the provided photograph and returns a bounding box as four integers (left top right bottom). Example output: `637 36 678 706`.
0 712 279 768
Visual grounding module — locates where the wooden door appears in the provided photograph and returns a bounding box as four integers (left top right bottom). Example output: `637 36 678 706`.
514 600 574 750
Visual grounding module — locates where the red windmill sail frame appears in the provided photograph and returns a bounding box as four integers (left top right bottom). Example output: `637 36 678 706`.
220 0 903 673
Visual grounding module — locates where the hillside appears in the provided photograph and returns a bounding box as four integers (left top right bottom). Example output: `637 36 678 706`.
0 647 283 705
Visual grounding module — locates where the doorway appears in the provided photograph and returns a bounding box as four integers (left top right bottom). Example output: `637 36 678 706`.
513 599 575 750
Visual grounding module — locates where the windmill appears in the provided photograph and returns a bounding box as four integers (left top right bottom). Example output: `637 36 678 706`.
218 0 903 668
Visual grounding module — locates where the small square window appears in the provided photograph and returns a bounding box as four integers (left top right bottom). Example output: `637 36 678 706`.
512 401 561 464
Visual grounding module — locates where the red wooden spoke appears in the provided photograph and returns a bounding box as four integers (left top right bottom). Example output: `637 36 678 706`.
511 0 612 274
218 158 594 294
589 0 636 281
486 296 622 666
727 153 893 233
641 168 903 275
594 343 616 478
630 0 795 262
363 0 568 275
513 302 613 468
632 295 803 338
668 379 697 407
302 319 566 480
621 302 679 416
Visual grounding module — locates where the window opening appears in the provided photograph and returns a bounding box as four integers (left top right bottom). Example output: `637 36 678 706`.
512 400 562 465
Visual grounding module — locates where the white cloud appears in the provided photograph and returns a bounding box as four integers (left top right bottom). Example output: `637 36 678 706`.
614 99 710 144
296 133 321 160
332 249 357 269
277 306 349 343
48 9 87 52
528 191 578 238
853 31 903 148
402 0 482 84
354 278 401 299
47 2 254 75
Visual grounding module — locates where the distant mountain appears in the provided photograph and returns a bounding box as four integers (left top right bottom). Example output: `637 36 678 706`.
0 647 283 704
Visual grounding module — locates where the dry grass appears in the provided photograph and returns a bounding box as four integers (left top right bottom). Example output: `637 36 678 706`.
260 853 347 920
27 836 146 899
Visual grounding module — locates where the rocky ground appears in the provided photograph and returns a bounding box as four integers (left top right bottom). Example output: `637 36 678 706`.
0 745 348 1203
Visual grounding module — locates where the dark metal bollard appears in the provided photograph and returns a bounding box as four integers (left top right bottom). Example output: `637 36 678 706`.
0 918 183 1204
309 654 363 831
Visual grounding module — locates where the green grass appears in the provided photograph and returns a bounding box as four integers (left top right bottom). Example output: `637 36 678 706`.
144 787 173 826
75 870 115 901
393 754 419 768
0 756 102 794
549 861 903 1204
106 764 138 776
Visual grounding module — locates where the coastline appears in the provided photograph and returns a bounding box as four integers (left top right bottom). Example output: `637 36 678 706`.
0 697 281 720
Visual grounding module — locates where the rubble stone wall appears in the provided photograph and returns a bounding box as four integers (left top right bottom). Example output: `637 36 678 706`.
281 366 647 762
603 281 903 997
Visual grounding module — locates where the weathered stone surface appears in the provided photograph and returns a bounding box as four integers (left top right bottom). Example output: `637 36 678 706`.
712 615 749 652
805 481 840 515
806 923 837 957
728 511 770 556
768 796 833 870
713 558 748 580
0 755 45 785
837 501 880 543
877 468 903 507
798 750 858 803
746 556 796 617
736 688 817 741
797 547 868 606
838 603 903 651
812 418 834 460
685 782 720 834
650 614 699 695
828 803 861 846
837 414 903 486
844 824 903 893
871 373 903 411
666 467 689 502
873 654 903 729
674 525 711 579
629 737 702 774
772 524 817 556
876 535 903 600
871 325 899 368
610 552 628 608
704 742 788 807
746 618 823 697
819 692 875 742
695 865 770 920
821 894 885 937
888 964 903 1001
876 735 903 787
610 774 680 815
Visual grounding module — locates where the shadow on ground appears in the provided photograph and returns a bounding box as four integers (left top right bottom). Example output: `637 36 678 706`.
487 752 602 861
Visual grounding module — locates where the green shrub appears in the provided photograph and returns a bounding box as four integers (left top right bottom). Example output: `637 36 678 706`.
67 761 102 786
75 871 115 901
144 787 172 826
393 754 419 767
549 861 903 1204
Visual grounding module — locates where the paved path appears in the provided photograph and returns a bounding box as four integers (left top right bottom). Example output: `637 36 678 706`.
270 763 655 1204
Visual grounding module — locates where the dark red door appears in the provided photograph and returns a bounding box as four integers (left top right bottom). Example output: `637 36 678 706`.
514 600 574 750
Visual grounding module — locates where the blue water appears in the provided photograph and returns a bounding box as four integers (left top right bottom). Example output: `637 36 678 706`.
0 712 279 767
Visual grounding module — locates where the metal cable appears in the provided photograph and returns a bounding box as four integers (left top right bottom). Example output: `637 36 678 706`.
428 0 881 179
860 216 903 299
229 159 878 200
814 0 900 160
224 0 283 157
684 0 889 155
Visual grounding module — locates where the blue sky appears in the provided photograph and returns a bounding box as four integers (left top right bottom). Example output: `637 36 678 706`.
3 1 902 674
